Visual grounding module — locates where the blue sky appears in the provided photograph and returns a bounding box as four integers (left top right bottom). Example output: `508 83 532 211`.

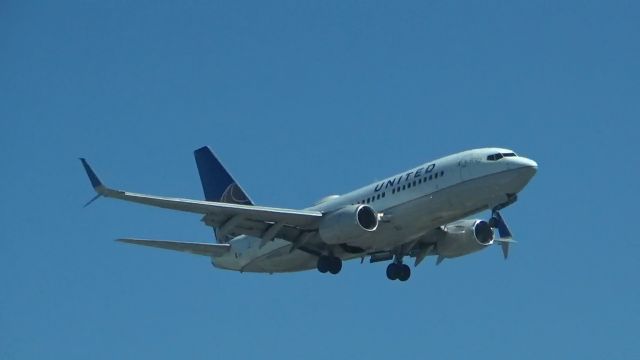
1 1 638 359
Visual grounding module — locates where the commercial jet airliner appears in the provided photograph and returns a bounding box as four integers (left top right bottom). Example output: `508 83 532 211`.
81 146 537 281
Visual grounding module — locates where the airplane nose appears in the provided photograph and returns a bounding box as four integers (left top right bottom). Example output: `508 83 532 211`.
523 158 538 170
517 157 538 178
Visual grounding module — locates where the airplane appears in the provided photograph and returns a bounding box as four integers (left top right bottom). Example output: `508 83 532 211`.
80 146 537 281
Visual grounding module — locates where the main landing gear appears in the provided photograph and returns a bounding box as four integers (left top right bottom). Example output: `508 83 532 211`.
386 262 411 281
317 255 342 275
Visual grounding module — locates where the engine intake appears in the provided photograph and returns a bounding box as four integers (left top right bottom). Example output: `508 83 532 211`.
437 219 494 258
318 205 378 245
474 220 494 245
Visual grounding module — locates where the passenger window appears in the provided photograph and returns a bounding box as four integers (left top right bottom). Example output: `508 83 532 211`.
392 189 395 194
412 181 416 186
366 198 370 204
382 192 385 198
435 172 438 179
402 185 406 190
376 194 380 200
440 171 444 177
429 175 432 180
407 183 411 188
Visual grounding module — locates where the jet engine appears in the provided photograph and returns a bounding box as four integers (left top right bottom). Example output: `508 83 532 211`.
437 219 494 258
318 205 378 245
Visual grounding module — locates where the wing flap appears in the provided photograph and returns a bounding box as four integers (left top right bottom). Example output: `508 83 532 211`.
117 238 231 257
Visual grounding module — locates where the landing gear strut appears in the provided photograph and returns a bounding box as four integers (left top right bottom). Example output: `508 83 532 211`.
317 255 342 275
386 262 411 281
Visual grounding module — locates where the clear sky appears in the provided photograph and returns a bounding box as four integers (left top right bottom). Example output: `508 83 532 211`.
1 1 638 359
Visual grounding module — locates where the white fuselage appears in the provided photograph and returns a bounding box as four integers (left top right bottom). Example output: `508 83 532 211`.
212 148 537 273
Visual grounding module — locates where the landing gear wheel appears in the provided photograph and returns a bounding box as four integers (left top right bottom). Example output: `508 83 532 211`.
317 256 329 273
386 263 398 280
386 263 411 281
328 256 342 275
398 264 411 282
317 256 342 275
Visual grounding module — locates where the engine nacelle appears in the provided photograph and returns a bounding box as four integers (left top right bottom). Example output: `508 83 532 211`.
437 219 494 258
318 205 379 245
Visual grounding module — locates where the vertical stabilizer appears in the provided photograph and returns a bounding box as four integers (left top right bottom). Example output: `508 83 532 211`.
194 146 254 205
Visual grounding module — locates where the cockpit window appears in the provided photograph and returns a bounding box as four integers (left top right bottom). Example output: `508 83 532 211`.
487 152 518 161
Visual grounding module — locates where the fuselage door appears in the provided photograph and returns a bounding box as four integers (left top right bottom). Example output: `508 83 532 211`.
459 158 469 181
459 156 476 181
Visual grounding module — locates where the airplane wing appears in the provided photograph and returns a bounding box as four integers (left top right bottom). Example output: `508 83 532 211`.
80 159 323 245
118 238 231 257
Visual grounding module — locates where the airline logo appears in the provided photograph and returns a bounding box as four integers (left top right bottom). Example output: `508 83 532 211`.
374 163 436 192
220 183 251 205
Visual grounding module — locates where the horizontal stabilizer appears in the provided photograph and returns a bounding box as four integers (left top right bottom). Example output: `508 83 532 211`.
117 238 230 257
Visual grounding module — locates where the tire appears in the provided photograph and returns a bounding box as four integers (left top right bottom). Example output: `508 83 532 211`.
386 263 398 280
328 257 342 275
398 264 411 282
317 257 329 273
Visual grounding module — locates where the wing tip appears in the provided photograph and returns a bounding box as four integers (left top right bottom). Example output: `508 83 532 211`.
79 158 103 189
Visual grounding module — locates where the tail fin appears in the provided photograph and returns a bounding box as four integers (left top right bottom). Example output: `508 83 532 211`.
194 146 254 206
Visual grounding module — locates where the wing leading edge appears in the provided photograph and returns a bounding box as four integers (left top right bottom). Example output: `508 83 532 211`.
79 158 323 240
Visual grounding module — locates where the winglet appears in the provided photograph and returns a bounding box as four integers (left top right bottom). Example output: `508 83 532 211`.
491 210 515 259
80 158 103 189
496 237 517 259
82 193 102 208
79 158 107 207
491 210 513 239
